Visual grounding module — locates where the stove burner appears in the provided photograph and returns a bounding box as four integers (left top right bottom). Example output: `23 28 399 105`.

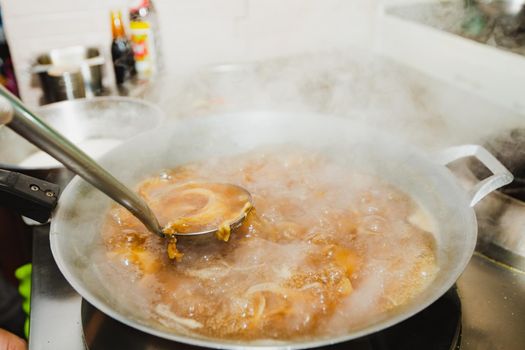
81 288 461 350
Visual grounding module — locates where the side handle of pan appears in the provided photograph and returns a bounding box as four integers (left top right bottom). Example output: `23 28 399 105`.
0 168 60 223
436 144 513 207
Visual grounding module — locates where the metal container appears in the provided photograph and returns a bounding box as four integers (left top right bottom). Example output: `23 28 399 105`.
46 66 86 101
49 111 511 349
32 46 106 104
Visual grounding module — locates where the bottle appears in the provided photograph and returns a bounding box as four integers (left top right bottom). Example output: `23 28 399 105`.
128 0 160 80
110 10 136 85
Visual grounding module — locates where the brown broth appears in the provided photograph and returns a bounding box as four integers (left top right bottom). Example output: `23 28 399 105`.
101 148 438 341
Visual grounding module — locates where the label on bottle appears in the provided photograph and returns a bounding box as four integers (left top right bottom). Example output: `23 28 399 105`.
130 20 156 79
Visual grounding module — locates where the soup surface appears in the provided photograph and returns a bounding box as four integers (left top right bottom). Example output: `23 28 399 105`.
102 148 438 341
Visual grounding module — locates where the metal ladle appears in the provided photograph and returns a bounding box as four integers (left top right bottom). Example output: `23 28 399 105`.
0 86 251 239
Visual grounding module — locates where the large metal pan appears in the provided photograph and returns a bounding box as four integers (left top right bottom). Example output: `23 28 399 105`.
49 111 512 349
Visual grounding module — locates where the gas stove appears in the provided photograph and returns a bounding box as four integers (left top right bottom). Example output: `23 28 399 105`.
25 52 525 350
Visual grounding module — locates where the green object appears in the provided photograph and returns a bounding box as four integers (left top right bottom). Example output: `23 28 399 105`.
15 263 31 339
462 13 487 37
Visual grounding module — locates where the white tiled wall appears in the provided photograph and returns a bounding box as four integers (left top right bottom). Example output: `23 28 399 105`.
0 0 122 105
0 0 379 106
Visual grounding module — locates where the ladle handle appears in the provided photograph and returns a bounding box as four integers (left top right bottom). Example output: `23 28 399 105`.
436 144 513 207
0 86 164 237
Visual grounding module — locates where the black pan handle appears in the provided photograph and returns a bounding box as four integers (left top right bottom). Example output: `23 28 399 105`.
0 169 60 223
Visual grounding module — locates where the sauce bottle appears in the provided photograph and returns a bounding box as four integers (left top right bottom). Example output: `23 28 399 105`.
110 10 136 85
129 0 160 80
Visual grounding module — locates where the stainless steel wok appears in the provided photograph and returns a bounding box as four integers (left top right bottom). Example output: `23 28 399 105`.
49 111 512 349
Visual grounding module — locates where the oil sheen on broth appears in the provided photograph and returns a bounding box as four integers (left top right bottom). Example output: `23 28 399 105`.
102 148 438 341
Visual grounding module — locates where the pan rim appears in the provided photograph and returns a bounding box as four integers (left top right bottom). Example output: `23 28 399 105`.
49 110 478 349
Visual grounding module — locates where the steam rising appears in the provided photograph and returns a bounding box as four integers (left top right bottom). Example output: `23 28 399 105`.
144 47 524 258
146 49 523 152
